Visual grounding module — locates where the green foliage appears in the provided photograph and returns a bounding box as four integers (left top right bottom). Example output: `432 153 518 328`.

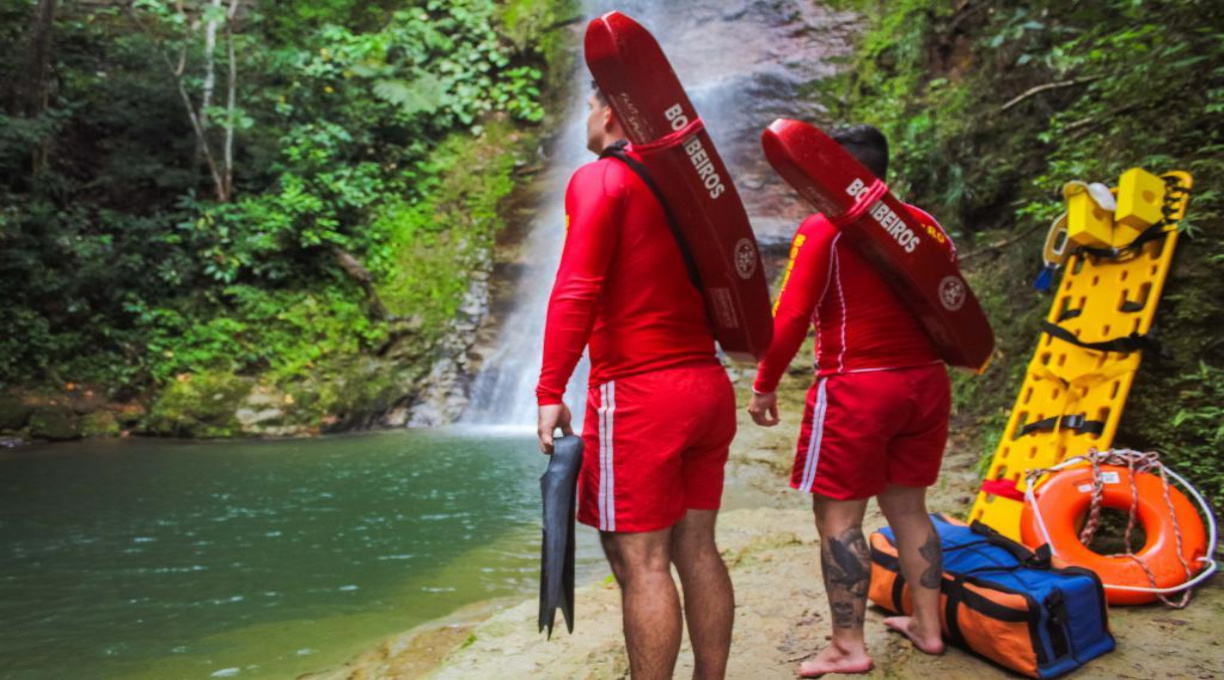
129 285 384 384
0 0 566 419
259 0 401 44
81 411 121 438
372 121 520 326
833 0 1224 505
500 0 578 58
1159 362 1224 506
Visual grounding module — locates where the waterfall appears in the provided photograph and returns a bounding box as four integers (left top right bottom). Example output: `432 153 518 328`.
460 88 592 428
462 0 846 428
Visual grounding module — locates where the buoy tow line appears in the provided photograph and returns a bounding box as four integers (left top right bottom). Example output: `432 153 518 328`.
1023 448 1218 608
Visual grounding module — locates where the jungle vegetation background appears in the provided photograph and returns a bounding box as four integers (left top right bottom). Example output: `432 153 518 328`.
1 0 575 434
1 0 1220 506
828 0 1224 507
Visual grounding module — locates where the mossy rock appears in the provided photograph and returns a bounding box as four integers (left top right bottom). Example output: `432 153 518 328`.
113 403 148 429
280 354 411 430
82 411 121 438
143 372 254 438
28 408 84 441
0 396 33 431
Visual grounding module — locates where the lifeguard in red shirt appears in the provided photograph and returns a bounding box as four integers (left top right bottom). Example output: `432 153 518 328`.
749 125 953 677
535 83 737 679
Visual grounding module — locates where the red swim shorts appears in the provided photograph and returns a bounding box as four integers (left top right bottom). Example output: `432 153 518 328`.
578 362 736 533
791 363 950 499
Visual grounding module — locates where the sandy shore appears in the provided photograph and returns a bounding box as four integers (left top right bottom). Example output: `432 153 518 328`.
307 380 1223 679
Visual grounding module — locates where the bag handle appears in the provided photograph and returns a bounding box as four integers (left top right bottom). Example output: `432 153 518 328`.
970 521 1043 565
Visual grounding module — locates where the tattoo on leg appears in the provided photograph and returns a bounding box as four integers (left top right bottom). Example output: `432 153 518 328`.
820 527 870 629
823 527 870 596
830 601 859 629
918 528 943 590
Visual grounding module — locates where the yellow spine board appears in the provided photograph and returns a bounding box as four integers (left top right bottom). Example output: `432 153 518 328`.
969 171 1193 540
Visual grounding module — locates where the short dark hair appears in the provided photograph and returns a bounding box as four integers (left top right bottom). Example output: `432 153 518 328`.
591 80 607 105
831 124 888 180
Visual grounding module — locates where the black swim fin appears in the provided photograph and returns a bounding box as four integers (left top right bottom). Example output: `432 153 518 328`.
538 435 583 638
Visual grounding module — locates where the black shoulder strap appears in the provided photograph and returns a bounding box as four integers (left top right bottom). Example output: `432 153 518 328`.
599 140 704 292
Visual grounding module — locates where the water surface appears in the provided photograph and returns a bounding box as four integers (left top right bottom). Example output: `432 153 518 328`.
0 428 599 680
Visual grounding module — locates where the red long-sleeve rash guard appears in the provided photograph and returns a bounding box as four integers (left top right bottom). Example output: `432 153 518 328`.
536 155 717 406
753 206 955 394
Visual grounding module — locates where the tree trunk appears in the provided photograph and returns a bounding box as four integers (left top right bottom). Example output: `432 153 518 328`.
222 0 241 199
156 45 227 202
11 0 57 118
129 1 232 202
199 0 223 132
10 0 58 174
334 248 389 321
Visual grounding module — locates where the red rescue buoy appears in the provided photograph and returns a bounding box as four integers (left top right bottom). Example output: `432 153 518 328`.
585 11 773 362
1020 465 1208 605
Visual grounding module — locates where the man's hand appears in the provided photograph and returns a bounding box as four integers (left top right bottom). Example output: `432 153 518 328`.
537 403 574 454
748 391 780 427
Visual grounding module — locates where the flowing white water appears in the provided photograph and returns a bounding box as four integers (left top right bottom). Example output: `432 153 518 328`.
463 0 850 428
460 77 592 428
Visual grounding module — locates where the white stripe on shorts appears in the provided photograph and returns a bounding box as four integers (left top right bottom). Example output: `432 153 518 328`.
800 378 829 492
598 381 617 531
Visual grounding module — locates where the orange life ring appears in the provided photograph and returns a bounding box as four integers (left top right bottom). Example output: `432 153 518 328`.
1020 465 1208 605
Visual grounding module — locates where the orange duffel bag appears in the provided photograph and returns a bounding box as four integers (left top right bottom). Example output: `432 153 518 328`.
869 514 1115 678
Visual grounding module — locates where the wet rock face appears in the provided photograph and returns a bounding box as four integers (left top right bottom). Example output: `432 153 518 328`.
0 389 143 444
0 396 33 431
28 408 84 441
234 386 298 437
141 373 254 438
405 271 491 427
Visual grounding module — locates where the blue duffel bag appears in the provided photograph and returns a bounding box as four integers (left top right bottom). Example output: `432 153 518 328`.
869 513 1116 678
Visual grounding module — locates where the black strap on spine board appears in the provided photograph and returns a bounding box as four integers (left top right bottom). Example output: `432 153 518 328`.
1018 413 1106 438
1040 321 1165 356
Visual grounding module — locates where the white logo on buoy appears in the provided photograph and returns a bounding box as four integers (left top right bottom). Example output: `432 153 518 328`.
846 178 871 200
734 238 758 279
939 276 966 311
666 103 726 200
869 201 920 254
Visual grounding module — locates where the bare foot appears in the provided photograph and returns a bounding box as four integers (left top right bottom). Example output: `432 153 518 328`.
883 616 945 655
797 642 873 677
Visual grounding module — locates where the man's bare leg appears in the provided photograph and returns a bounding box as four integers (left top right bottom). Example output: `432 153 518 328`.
671 509 734 680
877 484 945 654
800 495 873 677
602 528 683 680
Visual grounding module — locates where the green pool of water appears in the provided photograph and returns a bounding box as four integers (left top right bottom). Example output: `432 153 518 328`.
0 427 600 679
